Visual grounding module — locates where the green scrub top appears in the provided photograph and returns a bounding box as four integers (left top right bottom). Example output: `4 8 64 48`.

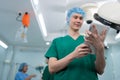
42 66 54 80
45 35 98 80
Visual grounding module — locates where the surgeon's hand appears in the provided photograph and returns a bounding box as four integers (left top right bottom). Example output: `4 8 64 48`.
72 44 91 58
30 74 36 78
100 27 107 42
25 74 36 80
85 25 106 52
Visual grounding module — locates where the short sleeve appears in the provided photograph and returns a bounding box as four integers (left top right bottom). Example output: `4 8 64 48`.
15 72 28 80
15 72 23 80
45 39 58 59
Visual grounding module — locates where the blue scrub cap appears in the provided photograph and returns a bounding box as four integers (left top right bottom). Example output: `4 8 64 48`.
18 63 28 72
66 7 85 25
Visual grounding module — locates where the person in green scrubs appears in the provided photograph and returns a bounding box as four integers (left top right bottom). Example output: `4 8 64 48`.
45 7 107 80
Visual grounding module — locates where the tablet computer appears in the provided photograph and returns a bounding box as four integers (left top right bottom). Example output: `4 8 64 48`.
85 22 109 54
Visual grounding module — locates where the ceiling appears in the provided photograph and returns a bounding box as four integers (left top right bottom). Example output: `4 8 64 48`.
0 0 120 50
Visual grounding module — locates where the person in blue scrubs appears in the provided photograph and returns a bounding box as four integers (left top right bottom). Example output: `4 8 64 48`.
15 63 36 80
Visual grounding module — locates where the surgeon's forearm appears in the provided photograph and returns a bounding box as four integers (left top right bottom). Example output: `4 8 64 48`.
25 77 31 80
25 75 33 80
49 52 75 74
95 47 105 75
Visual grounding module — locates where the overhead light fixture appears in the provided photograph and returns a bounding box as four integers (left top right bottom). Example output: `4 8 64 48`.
115 31 120 40
32 0 39 6
0 40 8 49
38 14 47 37
31 0 47 37
46 42 50 45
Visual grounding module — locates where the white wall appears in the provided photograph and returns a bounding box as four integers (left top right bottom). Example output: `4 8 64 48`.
2 46 16 80
110 45 120 80
98 46 114 80
98 44 120 80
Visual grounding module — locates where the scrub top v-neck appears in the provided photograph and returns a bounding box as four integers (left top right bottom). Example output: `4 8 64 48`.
45 35 98 80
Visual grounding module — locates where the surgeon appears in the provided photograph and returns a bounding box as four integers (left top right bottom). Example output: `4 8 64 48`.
15 63 36 80
45 7 107 80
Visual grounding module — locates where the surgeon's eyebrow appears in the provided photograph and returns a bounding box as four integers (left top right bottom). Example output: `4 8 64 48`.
73 15 83 20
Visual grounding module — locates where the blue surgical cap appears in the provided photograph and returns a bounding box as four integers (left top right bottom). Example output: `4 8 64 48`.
18 63 28 72
66 7 85 25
